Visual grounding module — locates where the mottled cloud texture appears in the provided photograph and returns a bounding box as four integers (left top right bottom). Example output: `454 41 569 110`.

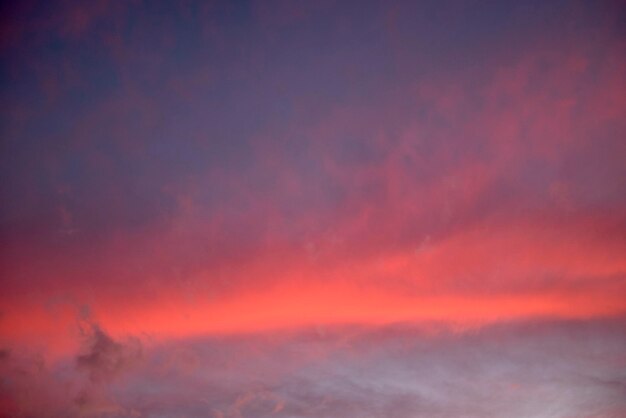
2 319 626 417
1 0 625 416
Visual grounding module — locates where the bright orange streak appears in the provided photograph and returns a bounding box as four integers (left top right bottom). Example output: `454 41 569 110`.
106 281 625 338
1 216 624 358
2 278 624 360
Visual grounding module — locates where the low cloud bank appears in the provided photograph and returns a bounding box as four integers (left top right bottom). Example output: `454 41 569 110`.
1 317 625 417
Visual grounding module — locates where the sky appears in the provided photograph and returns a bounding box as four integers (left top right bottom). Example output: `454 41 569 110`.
0 0 625 416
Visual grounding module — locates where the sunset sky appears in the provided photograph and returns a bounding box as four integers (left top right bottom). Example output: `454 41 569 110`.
1 0 625 417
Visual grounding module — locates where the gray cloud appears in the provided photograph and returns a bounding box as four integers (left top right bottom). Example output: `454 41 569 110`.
76 323 142 383
2 317 625 417
73 317 625 418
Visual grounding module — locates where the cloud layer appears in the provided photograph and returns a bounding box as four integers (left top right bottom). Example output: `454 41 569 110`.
1 0 625 415
2 318 626 417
